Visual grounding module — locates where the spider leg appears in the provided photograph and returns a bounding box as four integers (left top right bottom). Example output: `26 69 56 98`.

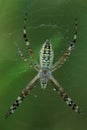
50 75 80 114
23 13 40 69
17 46 39 71
52 18 77 72
5 74 39 118
18 46 28 62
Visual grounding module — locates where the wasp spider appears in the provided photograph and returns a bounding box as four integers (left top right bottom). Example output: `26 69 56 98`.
6 13 80 118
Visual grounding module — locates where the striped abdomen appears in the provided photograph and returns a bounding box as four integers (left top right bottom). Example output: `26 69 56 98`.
40 40 54 69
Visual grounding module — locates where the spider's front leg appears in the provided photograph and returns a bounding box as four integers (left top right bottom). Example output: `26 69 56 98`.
52 18 77 72
23 13 40 70
50 75 80 114
5 74 39 118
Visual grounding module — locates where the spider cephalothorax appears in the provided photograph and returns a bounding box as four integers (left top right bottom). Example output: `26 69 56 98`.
6 13 81 118
39 68 52 89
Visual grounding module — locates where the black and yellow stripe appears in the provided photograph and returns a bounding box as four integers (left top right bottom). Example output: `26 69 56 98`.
40 40 54 69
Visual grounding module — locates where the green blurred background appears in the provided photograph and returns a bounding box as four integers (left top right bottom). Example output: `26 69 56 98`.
0 0 87 129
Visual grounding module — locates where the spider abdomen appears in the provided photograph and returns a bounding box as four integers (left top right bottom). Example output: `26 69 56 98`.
40 40 54 69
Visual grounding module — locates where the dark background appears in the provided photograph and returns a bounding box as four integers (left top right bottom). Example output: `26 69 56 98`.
0 0 87 129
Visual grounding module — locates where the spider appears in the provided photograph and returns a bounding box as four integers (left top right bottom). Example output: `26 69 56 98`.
6 13 80 118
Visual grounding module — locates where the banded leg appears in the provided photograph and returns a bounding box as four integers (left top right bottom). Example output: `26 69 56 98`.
23 13 39 69
50 75 80 114
5 74 39 118
52 19 77 72
17 45 39 71
18 46 28 62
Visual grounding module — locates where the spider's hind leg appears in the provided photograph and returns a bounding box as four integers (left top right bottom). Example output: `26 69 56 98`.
52 18 77 71
70 18 77 47
23 13 40 70
23 13 33 57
